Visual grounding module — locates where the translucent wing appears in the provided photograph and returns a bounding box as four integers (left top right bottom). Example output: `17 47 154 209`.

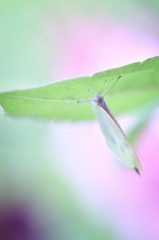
92 103 142 172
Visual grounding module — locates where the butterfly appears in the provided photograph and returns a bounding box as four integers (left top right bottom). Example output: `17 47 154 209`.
77 75 143 174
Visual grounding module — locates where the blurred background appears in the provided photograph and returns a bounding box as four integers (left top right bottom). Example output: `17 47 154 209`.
0 0 159 239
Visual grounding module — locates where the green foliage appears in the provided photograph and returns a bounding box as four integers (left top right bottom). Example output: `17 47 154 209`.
0 56 159 121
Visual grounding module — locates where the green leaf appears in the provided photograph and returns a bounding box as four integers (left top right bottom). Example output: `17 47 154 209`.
0 56 159 121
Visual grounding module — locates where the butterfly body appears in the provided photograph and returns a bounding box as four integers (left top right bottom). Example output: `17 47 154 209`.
91 93 142 173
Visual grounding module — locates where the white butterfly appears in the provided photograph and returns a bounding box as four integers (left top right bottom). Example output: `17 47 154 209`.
78 75 143 174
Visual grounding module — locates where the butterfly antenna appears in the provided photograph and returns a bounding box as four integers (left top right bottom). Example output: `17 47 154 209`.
103 74 122 97
100 79 108 95
80 82 95 98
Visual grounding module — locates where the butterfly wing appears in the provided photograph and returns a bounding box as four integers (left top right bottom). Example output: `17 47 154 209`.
92 103 142 172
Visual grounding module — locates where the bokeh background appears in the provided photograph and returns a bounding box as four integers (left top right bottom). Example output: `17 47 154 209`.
0 1 159 239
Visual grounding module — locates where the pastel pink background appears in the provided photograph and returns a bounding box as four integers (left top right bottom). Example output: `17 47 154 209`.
47 17 159 240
